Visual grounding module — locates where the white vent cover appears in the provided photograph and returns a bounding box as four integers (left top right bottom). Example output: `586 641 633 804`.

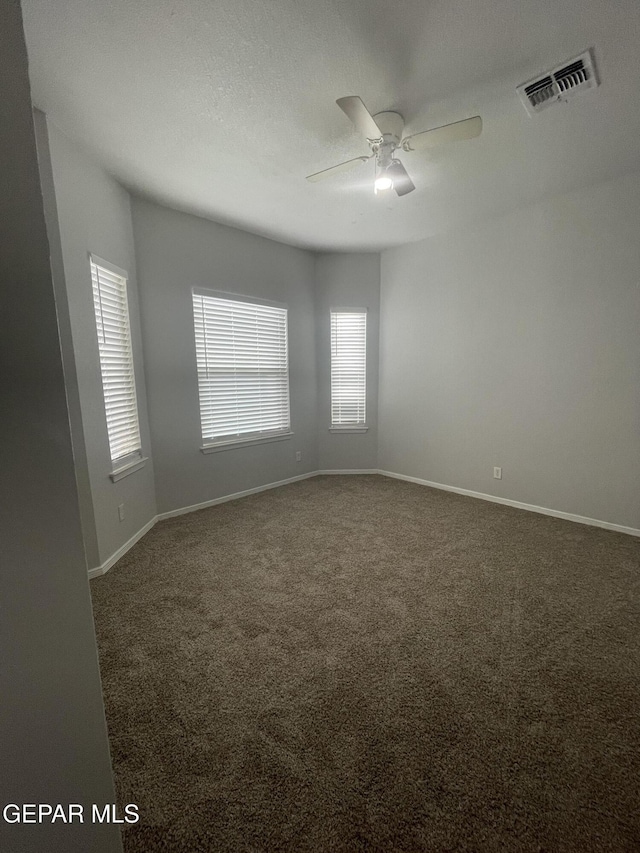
517 49 599 116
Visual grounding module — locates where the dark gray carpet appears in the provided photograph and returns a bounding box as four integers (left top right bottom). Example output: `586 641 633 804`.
91 474 640 852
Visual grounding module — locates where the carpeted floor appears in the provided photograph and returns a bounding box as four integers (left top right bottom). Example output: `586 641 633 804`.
91 475 640 852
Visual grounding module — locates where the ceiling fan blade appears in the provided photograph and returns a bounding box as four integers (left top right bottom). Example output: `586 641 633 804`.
336 96 383 140
402 115 482 152
387 160 416 196
306 156 371 182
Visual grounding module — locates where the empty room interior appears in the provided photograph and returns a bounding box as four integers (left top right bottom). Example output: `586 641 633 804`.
4 0 640 851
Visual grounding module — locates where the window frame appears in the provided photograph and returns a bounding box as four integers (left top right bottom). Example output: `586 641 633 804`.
192 288 293 452
329 307 368 433
89 254 146 480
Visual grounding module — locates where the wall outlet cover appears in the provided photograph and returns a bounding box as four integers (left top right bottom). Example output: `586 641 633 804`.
493 467 502 480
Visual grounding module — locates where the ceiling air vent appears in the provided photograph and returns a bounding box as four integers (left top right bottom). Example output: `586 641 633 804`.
524 76 554 109
517 49 599 116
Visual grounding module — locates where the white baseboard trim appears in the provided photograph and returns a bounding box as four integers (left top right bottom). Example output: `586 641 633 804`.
88 516 158 579
316 469 380 475
90 467 639 578
90 472 321 577
155 472 318 521
377 469 640 538
89 469 383 577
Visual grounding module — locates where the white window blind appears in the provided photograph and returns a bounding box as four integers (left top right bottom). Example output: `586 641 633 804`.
192 291 290 445
91 257 142 464
330 310 367 425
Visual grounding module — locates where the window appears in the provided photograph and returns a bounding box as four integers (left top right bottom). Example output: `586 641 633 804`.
192 290 291 448
330 309 367 428
91 256 142 466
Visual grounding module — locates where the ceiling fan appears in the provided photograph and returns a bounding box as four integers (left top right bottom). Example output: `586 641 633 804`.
306 96 482 196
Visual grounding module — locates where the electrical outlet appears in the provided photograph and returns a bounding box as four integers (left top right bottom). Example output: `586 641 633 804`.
118 503 125 522
493 467 502 480
295 451 302 462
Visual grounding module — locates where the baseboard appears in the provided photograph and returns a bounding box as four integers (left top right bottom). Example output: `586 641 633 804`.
155 471 318 521
377 469 640 538
90 469 382 576
316 469 380 475
90 467 639 578
88 515 158 579
90 472 324 577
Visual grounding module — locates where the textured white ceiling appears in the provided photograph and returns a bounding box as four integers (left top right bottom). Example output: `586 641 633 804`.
22 0 640 250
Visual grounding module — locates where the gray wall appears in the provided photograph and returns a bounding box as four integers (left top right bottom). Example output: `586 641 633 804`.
132 197 318 514
45 121 157 567
378 171 640 529
0 1 121 850
315 253 380 471
33 108 100 569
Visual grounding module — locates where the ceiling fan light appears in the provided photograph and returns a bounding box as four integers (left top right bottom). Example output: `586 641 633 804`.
374 174 393 192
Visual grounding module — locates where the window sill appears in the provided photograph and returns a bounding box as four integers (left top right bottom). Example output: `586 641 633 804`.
201 431 294 454
109 456 149 482
329 426 369 434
